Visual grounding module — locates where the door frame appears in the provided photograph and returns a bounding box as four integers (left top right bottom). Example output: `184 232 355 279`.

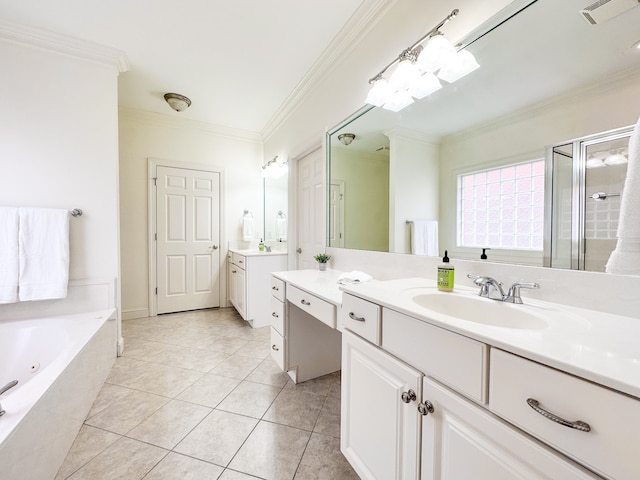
148 158 226 316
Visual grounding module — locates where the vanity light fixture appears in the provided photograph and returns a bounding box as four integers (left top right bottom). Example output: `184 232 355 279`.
338 133 356 146
365 8 480 112
164 93 192 112
604 149 628 165
262 155 288 179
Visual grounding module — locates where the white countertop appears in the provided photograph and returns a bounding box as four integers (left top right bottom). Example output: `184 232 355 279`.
340 277 640 400
272 269 344 306
229 248 287 257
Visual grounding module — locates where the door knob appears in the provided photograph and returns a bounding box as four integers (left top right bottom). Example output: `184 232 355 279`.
418 400 435 416
212 245 218 250
401 389 417 403
296 248 302 254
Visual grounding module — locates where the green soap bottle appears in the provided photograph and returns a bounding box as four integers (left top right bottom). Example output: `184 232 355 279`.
437 250 454 292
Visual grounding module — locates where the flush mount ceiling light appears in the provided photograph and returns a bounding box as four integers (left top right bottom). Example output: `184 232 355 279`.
338 133 356 146
164 93 192 112
365 8 480 113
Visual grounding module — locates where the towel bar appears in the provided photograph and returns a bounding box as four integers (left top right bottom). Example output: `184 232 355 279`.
69 209 83 217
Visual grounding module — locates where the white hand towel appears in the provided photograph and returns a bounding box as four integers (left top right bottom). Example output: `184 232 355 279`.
607 115 640 275
18 207 70 301
0 207 19 303
242 215 254 241
410 220 439 256
338 271 373 284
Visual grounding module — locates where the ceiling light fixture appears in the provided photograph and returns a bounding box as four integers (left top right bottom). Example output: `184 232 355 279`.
164 93 192 112
365 9 480 113
338 133 356 146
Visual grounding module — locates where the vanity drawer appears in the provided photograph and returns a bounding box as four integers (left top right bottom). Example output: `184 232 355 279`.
232 252 246 268
271 297 285 335
490 348 640 480
382 308 488 403
270 327 285 370
287 285 336 328
341 293 381 345
271 276 285 302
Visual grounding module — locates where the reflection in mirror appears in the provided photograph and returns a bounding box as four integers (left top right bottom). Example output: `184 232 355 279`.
263 175 288 243
327 0 640 273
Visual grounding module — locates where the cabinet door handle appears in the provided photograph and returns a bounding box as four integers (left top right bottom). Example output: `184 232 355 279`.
401 389 417 403
271 344 279 351
418 401 435 416
272 312 279 318
526 398 591 432
296 248 302 254
231 270 237 274
301 299 311 306
348 312 365 322
272 286 279 291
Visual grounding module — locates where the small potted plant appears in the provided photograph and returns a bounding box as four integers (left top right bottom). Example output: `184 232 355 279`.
313 253 331 271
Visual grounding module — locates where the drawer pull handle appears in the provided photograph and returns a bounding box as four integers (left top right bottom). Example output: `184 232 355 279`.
272 286 279 291
301 299 311 306
348 312 366 322
526 398 591 432
272 344 279 351
272 312 279 318
401 389 417 403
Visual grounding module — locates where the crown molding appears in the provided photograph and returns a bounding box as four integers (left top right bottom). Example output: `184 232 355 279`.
0 19 129 73
119 107 263 144
261 0 397 142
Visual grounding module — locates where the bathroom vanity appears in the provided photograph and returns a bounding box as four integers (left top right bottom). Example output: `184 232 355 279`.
269 269 343 383
339 278 640 480
228 249 287 328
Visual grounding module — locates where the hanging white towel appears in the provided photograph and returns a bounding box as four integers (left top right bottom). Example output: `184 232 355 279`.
242 214 254 241
18 207 70 301
410 220 439 256
0 207 19 303
606 115 640 275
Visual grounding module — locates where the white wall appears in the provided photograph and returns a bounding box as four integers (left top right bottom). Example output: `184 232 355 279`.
0 26 123 321
118 109 264 318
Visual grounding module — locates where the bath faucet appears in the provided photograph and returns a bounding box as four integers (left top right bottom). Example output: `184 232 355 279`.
0 380 18 416
467 274 506 301
504 281 540 304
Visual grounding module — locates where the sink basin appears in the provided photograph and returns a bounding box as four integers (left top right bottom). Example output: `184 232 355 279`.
411 292 548 329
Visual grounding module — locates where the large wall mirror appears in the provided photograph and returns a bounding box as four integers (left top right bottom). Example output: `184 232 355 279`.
327 0 640 273
263 175 288 244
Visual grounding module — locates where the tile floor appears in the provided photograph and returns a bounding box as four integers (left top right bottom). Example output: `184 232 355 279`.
55 308 359 480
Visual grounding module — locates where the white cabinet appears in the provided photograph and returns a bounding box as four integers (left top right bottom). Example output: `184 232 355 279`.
341 303 603 480
270 272 342 384
228 251 287 328
421 376 598 480
341 330 422 480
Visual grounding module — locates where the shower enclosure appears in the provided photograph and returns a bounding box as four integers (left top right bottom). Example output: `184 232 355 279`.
544 126 631 272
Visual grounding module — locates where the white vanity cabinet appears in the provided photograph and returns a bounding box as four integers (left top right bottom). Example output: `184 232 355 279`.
228 250 287 328
340 292 603 480
269 271 342 383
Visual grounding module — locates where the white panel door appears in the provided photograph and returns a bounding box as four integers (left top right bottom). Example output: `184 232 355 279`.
296 148 324 269
156 166 220 314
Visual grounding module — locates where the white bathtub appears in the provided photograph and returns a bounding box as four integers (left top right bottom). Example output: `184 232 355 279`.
0 309 116 480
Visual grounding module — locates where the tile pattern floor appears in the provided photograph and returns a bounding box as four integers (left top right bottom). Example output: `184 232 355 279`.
56 308 360 480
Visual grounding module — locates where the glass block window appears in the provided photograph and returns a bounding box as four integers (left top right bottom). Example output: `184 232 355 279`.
458 159 545 250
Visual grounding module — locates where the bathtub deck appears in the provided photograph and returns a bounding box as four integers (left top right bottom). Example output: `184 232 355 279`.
56 307 357 480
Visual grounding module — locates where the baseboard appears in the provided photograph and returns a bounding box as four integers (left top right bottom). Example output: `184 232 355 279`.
121 307 149 320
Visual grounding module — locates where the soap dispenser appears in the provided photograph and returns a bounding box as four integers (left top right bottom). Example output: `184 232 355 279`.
258 238 265 252
437 250 455 292
481 248 490 260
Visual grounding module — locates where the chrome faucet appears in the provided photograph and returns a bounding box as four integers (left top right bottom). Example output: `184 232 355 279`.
467 274 506 300
467 274 540 304
504 281 540 304
0 380 18 416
